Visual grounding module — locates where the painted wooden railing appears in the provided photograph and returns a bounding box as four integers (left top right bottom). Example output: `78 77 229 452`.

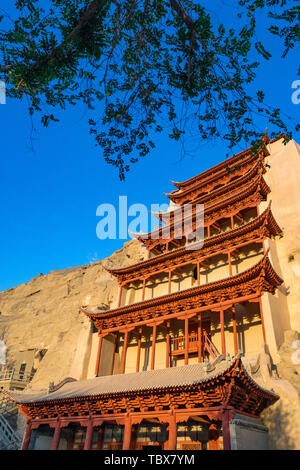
171 331 219 359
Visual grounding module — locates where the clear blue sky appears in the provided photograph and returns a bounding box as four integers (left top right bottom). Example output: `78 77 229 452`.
0 1 299 291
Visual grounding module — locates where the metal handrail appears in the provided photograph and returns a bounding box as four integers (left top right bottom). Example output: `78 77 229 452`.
0 413 22 450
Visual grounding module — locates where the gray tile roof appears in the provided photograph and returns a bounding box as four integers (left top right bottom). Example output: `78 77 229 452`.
6 356 233 404
4 356 278 405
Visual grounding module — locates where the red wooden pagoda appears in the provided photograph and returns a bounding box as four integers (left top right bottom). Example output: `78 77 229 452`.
6 135 284 451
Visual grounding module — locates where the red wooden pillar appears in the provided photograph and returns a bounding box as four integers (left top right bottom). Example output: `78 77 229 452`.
168 271 171 294
84 418 93 450
21 421 32 450
142 278 146 301
168 415 177 450
121 331 129 374
51 420 61 450
151 324 157 370
222 410 231 450
166 322 170 368
259 297 267 344
97 427 104 450
197 262 200 286
95 334 103 377
230 215 234 229
197 314 202 363
122 418 132 450
232 307 238 356
184 317 189 365
228 251 232 276
136 330 142 373
220 309 226 355
110 335 117 375
207 225 210 238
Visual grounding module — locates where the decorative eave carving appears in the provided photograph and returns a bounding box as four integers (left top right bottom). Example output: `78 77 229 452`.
82 253 282 332
166 158 266 206
133 173 270 250
104 204 281 284
169 133 271 192
10 358 279 420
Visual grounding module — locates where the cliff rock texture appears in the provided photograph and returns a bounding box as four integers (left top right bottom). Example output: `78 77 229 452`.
0 239 147 390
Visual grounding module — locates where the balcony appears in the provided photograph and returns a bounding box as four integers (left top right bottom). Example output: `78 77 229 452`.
171 331 219 360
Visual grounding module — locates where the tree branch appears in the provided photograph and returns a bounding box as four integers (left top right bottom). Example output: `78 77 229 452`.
18 0 109 79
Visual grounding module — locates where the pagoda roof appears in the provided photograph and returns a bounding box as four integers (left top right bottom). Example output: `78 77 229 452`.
169 132 271 191
82 252 282 331
104 204 281 284
133 172 270 245
165 158 266 206
4 357 279 418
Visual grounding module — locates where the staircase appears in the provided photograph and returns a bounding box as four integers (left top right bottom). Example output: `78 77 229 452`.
0 395 22 450
203 330 219 359
171 330 219 360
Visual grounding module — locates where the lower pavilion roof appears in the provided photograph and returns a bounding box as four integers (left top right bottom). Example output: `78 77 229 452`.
4 356 279 419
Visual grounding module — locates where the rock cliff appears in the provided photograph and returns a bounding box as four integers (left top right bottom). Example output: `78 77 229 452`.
0 239 147 390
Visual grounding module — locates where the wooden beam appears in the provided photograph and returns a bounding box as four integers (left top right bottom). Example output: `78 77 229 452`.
122 418 132 450
95 335 103 377
220 310 226 355
142 278 146 301
198 314 202 363
222 409 231 450
21 422 32 450
168 415 177 450
232 307 238 355
235 212 244 223
121 331 129 374
136 331 142 373
212 222 222 233
166 325 170 368
83 418 93 451
110 336 117 376
51 421 61 450
184 317 189 365
151 324 157 370
100 293 262 335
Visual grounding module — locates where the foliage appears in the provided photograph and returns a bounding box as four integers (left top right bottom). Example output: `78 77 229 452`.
0 0 299 179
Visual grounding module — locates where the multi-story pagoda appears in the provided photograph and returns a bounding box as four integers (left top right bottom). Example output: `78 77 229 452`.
6 134 291 451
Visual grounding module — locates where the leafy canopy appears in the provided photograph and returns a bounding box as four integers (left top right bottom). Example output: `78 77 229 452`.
0 0 299 179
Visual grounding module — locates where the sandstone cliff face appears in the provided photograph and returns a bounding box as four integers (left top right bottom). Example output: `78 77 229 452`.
261 331 300 450
0 239 147 390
